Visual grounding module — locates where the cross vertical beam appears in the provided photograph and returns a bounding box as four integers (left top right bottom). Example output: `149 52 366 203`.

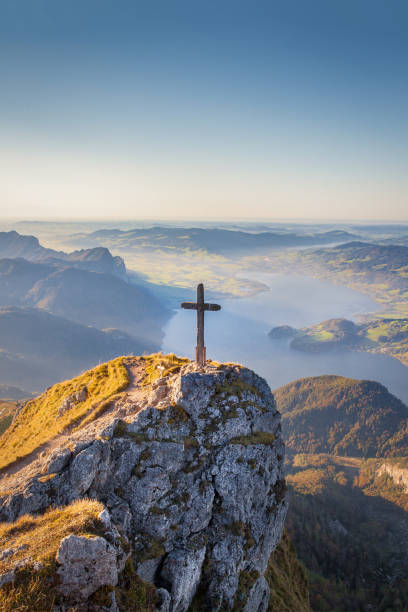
181 283 221 368
196 282 205 366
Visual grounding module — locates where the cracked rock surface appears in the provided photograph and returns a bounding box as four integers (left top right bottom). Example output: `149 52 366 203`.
0 358 288 611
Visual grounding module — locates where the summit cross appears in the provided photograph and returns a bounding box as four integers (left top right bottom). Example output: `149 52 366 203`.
181 283 221 367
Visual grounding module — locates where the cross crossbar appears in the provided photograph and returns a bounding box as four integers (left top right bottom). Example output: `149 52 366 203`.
180 302 221 312
181 283 221 367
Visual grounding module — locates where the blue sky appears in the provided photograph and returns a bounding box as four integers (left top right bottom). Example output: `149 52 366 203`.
0 1 407 220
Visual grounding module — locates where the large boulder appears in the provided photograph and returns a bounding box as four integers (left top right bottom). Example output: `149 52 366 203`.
56 534 118 600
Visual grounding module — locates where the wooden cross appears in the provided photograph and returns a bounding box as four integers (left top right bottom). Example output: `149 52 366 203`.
181 283 221 367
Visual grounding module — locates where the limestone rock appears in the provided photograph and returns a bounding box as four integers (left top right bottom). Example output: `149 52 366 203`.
0 359 289 611
56 534 118 600
58 387 88 418
160 547 206 611
243 576 270 612
44 448 72 474
157 588 172 612
70 442 102 495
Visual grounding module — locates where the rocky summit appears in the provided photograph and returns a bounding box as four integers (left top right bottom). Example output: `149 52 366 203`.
0 354 306 611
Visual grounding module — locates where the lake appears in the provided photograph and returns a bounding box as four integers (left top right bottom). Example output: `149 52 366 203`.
162 274 408 403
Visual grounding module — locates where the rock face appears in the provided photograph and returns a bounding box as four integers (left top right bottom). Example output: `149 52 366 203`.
377 462 408 492
56 534 119 600
0 359 288 611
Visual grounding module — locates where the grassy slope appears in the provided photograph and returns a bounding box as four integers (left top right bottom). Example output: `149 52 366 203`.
0 499 104 611
0 357 129 470
0 499 104 575
275 375 408 457
0 498 158 611
0 353 198 472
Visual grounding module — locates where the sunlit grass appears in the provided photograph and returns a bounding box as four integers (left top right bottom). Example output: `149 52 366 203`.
0 499 104 574
0 499 104 611
0 357 130 470
140 353 190 387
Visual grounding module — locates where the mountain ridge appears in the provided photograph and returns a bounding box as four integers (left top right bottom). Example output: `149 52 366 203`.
0 231 126 278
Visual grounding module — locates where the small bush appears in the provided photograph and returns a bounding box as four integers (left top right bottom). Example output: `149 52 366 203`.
115 558 159 611
231 432 275 447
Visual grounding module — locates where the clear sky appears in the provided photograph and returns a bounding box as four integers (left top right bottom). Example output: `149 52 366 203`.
0 1 407 221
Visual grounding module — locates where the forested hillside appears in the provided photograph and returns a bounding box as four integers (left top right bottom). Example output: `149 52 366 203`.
275 375 408 611
276 375 408 457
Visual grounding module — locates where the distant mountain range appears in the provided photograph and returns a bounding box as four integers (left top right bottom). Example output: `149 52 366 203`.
315 240 408 276
23 265 168 344
263 241 408 318
270 240 408 293
65 226 359 255
0 232 170 343
0 384 33 400
0 231 171 391
0 230 126 278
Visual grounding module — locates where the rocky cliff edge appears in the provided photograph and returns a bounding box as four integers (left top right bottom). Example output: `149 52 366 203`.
0 354 305 611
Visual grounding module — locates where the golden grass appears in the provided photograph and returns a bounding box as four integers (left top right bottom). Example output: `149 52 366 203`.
76 392 125 431
140 353 189 387
0 357 130 470
308 329 334 342
0 500 105 612
0 499 104 574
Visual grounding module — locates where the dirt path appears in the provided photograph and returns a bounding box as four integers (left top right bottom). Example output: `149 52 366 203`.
125 360 146 402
